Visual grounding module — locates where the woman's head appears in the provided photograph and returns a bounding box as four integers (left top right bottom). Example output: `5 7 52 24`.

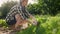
20 0 28 6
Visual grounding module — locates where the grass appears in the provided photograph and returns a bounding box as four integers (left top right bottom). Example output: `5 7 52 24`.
0 15 60 34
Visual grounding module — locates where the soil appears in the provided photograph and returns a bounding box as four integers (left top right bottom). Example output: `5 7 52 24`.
0 27 17 34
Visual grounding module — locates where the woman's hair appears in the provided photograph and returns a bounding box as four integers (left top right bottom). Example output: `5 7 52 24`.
19 0 28 6
20 0 28 3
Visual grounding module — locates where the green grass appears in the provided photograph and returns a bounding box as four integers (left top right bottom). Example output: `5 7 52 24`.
0 15 60 34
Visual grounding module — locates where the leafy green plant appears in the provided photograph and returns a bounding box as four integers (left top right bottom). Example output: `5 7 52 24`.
0 15 60 34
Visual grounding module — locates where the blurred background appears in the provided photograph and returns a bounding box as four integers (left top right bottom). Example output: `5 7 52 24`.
0 0 60 34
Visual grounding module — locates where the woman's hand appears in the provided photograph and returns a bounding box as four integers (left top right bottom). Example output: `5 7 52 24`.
29 15 37 26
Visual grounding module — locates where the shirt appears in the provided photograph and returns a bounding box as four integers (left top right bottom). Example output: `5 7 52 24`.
5 4 30 23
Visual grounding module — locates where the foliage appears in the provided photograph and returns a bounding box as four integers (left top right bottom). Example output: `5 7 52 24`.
0 15 60 34
0 1 17 18
27 0 60 16
0 19 7 27
0 0 60 18
0 0 60 34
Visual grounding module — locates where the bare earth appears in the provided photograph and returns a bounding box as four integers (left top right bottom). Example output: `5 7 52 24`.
0 27 17 34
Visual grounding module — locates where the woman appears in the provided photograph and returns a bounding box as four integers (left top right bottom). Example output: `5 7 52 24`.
5 0 37 30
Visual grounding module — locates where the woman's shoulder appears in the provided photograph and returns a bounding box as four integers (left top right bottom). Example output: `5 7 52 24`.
10 4 18 11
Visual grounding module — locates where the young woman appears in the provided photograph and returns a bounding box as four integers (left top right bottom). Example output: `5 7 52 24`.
5 0 37 30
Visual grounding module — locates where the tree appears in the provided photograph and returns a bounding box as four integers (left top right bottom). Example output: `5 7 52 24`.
0 1 17 18
27 0 60 16
43 0 60 16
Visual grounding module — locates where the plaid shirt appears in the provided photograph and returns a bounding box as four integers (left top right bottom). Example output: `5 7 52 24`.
5 4 30 22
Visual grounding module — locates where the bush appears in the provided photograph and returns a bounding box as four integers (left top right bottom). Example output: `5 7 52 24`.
0 19 8 28
16 15 60 34
0 15 60 34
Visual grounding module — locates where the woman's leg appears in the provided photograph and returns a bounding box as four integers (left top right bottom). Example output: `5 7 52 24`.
14 14 22 29
15 14 29 30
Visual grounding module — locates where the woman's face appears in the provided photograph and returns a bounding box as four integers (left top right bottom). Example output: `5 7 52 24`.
22 0 28 6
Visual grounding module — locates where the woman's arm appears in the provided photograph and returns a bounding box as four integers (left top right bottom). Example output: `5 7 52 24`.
25 10 37 25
